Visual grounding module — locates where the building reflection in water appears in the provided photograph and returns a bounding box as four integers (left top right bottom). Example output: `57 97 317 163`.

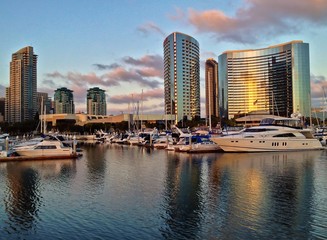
161 152 209 239
2 159 76 235
160 150 322 239
83 143 107 188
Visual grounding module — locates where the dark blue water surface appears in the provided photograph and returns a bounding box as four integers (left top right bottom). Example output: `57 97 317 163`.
1 143 327 239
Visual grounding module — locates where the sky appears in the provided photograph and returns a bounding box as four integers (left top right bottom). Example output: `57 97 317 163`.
1 0 327 116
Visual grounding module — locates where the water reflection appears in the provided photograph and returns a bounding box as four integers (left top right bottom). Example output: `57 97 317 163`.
162 152 204 239
83 143 107 186
1 160 76 235
0 146 326 239
161 150 323 239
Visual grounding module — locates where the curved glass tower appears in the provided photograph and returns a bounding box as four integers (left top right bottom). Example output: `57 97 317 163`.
163 32 200 123
218 41 311 119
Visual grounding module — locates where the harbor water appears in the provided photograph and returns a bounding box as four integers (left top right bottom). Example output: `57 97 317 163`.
1 143 327 239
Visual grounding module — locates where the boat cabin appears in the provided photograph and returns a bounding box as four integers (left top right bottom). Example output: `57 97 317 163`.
259 118 303 129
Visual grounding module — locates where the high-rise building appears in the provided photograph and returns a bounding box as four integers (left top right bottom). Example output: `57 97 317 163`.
163 32 200 123
5 46 37 123
205 58 219 119
54 87 74 114
218 41 311 119
0 97 5 122
37 92 52 115
86 87 107 115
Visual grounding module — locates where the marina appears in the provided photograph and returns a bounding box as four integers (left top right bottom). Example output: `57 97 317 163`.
0 143 327 239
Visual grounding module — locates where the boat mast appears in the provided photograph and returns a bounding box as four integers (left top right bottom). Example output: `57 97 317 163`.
141 89 143 131
40 96 43 134
323 87 327 127
208 73 212 132
43 102 46 134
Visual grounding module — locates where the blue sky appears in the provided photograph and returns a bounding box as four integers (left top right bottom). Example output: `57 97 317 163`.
1 0 327 116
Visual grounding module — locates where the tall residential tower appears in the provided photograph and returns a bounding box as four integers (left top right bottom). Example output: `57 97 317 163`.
218 41 311 119
54 87 74 114
5 46 37 123
205 58 219 119
163 32 200 123
87 87 107 115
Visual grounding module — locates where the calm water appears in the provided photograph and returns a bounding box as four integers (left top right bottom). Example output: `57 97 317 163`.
1 143 327 240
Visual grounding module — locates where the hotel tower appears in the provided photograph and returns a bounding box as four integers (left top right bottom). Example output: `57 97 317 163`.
218 41 311 119
5 46 37 123
163 32 200 123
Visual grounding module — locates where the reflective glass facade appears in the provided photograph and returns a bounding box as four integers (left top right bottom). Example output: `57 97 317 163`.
218 41 311 119
163 32 200 122
54 87 74 114
205 58 219 118
87 87 107 115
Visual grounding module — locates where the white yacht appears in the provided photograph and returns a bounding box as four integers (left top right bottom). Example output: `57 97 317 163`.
211 117 323 152
153 134 174 149
176 135 221 153
15 140 73 157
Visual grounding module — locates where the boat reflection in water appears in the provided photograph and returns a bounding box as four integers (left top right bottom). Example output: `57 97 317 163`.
163 150 325 239
0 160 76 235
0 144 326 239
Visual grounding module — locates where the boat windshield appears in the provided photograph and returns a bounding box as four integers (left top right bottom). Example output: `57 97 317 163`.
243 128 276 132
260 118 302 129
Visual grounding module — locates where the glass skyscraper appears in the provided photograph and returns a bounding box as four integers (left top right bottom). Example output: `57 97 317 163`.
218 41 311 119
5 46 37 123
54 87 74 114
163 32 200 123
86 87 107 115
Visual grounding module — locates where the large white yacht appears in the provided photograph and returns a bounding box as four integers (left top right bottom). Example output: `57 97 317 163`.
211 117 323 152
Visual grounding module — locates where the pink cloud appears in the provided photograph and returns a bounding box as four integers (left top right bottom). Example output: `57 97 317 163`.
41 54 165 115
136 68 163 78
109 88 163 104
123 54 163 69
311 74 327 99
175 0 327 43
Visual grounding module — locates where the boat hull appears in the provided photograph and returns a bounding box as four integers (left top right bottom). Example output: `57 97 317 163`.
211 137 324 152
187 143 221 153
15 148 73 157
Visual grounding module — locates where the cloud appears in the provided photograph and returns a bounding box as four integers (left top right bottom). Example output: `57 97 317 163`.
44 65 162 89
311 74 327 99
107 89 164 115
174 0 327 43
41 54 164 114
137 22 166 37
109 88 163 104
42 79 58 88
93 63 121 70
136 68 162 78
123 54 163 68
201 51 217 60
45 71 106 86
103 67 161 88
